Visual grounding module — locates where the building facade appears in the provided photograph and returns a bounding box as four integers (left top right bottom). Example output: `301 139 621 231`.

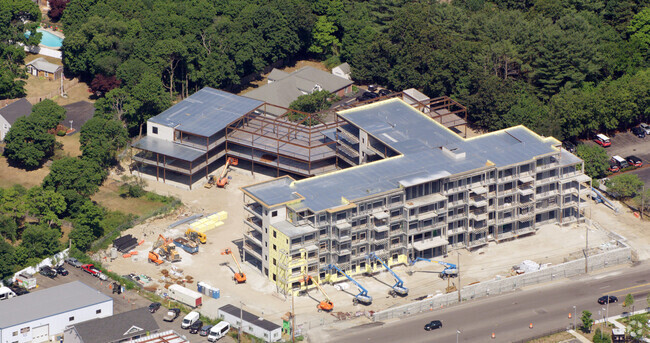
217 304 282 342
0 281 113 343
240 98 591 294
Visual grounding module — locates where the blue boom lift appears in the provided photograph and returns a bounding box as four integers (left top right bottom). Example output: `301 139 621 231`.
410 257 458 279
367 253 408 297
326 264 372 305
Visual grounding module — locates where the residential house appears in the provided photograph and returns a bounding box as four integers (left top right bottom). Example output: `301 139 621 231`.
331 63 351 80
0 98 33 141
26 58 63 81
64 307 159 343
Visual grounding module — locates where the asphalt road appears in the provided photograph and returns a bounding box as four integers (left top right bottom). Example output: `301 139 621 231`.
330 263 650 343
594 130 650 186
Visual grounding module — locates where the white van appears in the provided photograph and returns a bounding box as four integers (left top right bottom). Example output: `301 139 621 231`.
181 311 200 329
0 286 16 301
207 322 230 342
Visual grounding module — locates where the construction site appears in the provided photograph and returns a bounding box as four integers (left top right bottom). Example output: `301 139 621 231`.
100 90 649 341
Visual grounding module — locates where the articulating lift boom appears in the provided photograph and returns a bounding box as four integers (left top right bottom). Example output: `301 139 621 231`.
221 248 246 283
410 257 458 279
301 275 334 312
326 264 372 305
368 253 408 297
216 157 238 188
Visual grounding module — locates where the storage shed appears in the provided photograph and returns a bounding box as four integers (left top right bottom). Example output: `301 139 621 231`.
217 304 282 342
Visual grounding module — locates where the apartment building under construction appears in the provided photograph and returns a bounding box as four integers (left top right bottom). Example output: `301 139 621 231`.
240 97 591 294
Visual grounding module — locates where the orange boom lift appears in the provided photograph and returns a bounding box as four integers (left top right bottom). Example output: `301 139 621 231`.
222 248 246 283
301 275 334 312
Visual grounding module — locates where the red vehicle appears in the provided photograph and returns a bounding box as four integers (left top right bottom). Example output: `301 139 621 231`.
594 134 611 147
81 264 100 276
626 155 643 168
607 160 620 173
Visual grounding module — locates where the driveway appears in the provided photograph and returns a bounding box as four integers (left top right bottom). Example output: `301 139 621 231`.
587 130 650 186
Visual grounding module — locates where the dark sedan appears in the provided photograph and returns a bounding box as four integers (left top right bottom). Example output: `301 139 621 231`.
189 320 203 334
598 295 618 304
148 302 161 313
55 265 69 276
424 320 443 331
631 127 646 138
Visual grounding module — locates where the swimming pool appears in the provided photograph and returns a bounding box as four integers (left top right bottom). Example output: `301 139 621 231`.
25 28 64 48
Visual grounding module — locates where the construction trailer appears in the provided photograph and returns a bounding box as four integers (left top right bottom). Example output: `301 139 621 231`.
217 304 282 343
167 284 202 308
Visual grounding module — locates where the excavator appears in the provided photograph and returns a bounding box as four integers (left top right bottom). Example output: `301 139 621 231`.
300 275 334 312
216 157 238 188
221 248 246 283
204 175 217 189
148 251 164 265
154 234 181 262
185 228 207 244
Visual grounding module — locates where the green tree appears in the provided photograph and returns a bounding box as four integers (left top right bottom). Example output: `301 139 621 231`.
593 328 612 343
3 116 56 169
30 99 66 130
0 240 17 279
628 7 650 60
626 313 650 340
633 187 650 213
606 174 644 199
79 117 129 167
623 293 635 311
26 187 66 227
42 157 106 197
126 73 171 137
69 224 94 251
19 224 62 259
581 310 593 333
309 15 339 56
73 200 105 238
0 184 27 222
575 144 609 178
289 90 335 113
0 215 18 241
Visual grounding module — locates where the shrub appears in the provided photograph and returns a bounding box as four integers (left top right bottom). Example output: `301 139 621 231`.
57 130 66 136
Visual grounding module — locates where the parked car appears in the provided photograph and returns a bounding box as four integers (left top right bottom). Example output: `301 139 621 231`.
189 320 204 334
626 155 643 168
148 302 161 313
39 266 57 279
55 265 68 276
612 155 629 169
81 264 104 279
378 89 391 97
199 324 214 336
594 134 611 147
163 308 181 322
424 320 443 331
66 257 82 268
598 295 618 304
356 91 378 102
97 272 108 281
367 85 377 92
631 127 646 138
608 160 620 173
562 140 577 153
640 123 650 135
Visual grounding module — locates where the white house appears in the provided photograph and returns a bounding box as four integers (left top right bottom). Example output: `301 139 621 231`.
218 304 282 342
0 281 113 343
0 98 32 141
331 62 351 80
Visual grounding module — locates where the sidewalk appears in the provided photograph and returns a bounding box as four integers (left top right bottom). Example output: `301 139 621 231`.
568 309 649 342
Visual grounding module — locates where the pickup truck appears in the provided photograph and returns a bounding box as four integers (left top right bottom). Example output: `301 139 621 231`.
163 308 181 322
81 264 108 280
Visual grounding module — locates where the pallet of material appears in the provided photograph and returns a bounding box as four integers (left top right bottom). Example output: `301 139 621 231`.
113 234 139 253
189 211 227 233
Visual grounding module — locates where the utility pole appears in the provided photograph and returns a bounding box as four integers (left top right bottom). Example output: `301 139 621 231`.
291 293 296 343
457 252 461 303
642 185 645 219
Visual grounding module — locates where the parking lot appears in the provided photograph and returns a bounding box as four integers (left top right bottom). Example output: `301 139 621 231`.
587 130 650 186
29 264 235 342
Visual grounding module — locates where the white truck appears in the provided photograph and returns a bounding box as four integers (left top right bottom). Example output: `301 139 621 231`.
168 284 203 308
0 286 16 301
14 273 37 289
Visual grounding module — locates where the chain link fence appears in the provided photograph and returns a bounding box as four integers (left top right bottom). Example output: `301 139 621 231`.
373 243 632 321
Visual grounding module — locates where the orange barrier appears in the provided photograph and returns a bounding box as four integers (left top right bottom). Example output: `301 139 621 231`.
130 251 139 255
491 332 495 339
123 253 132 258
568 312 572 319
529 323 533 329
633 212 640 218
139 240 145 245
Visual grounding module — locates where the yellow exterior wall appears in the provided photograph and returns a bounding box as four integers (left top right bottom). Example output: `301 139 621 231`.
323 254 409 283
268 225 308 294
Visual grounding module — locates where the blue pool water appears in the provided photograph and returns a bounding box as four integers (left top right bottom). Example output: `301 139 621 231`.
25 29 64 48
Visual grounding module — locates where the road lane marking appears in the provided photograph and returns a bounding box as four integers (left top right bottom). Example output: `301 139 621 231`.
603 282 650 295
599 286 610 289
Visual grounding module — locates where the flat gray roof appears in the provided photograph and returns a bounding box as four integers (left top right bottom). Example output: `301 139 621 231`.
148 87 263 137
271 219 317 238
0 281 113 329
70 307 158 343
219 304 280 332
243 98 562 212
132 136 206 161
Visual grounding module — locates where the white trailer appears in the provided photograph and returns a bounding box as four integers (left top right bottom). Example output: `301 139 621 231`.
167 284 202 308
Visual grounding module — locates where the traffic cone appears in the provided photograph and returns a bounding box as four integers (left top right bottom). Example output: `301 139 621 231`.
491 332 495 339
529 323 533 329
568 312 572 319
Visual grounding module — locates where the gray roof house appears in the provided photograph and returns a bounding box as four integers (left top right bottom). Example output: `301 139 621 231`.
218 304 282 342
64 307 160 343
26 58 63 80
0 98 33 141
332 62 351 80
245 66 354 115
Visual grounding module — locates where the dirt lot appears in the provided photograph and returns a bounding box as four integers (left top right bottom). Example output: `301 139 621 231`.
0 155 49 188
98 164 627 339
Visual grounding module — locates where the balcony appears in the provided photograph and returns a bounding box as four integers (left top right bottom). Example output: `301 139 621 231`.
497 202 515 210
468 237 488 247
469 211 487 221
536 189 559 199
244 203 263 218
536 176 559 185
404 193 446 209
246 229 263 244
244 217 263 232
517 186 534 196
469 196 488 207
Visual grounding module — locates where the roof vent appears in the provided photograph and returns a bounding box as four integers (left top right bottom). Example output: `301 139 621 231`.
440 146 466 160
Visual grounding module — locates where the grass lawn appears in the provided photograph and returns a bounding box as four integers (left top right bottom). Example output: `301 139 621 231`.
91 181 168 217
0 155 50 189
578 323 615 341
54 134 82 158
